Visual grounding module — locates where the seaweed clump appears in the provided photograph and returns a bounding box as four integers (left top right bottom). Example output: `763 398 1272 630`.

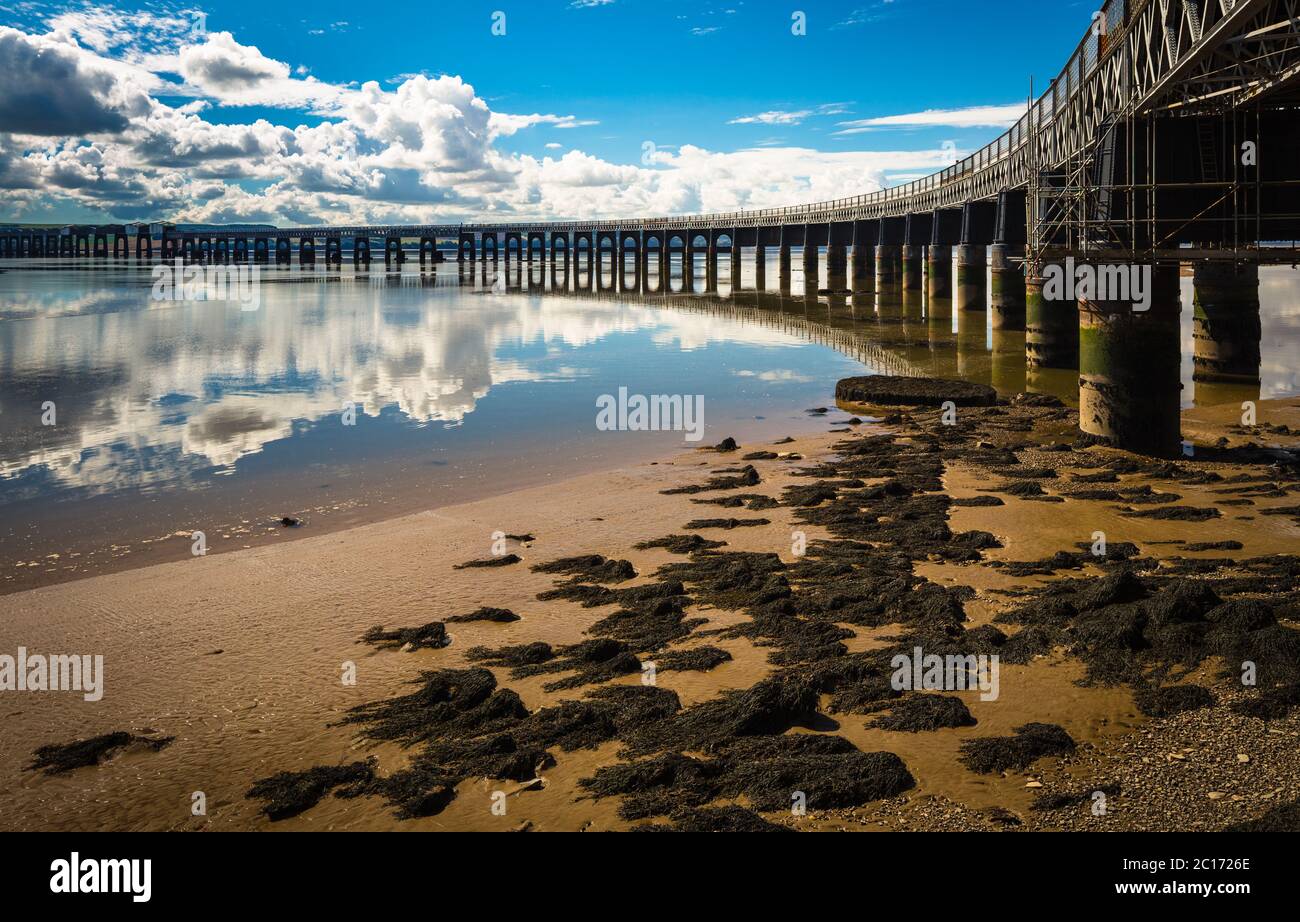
27 732 175 776
958 723 1076 774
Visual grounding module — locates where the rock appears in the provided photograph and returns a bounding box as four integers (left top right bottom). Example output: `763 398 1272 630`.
1025 781 1043 789
1207 791 1227 800
835 375 998 408
1237 754 1251 763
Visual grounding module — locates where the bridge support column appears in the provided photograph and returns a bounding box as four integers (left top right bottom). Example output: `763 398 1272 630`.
875 245 900 286
754 244 766 290
705 237 719 292
1079 264 1182 457
1026 262 1077 369
778 243 792 292
901 245 923 291
826 244 848 292
927 246 951 299
729 239 742 288
955 245 986 311
990 244 1026 329
1192 262 1261 386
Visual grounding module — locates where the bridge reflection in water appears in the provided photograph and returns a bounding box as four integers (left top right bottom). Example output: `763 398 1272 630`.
443 247 1275 421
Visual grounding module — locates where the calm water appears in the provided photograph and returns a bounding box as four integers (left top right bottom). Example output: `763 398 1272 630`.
2 254 1297 591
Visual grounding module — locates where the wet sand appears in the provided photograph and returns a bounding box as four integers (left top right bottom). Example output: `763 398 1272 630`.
1 396 1297 832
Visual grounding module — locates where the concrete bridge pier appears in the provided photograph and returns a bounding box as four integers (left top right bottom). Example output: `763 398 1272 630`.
275 238 291 265
851 245 873 293
955 245 986 311
1026 263 1077 368
300 238 316 265
1192 262 1262 387
875 245 900 286
705 236 720 292
1079 264 1182 456
326 238 342 266
459 233 475 262
927 246 952 298
990 244 1026 329
754 244 766 290
826 244 848 292
528 232 545 265
901 245 923 290
353 237 371 267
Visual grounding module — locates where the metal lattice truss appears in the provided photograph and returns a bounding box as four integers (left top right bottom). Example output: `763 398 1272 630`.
1031 0 1300 259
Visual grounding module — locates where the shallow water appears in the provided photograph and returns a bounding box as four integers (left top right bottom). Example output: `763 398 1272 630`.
2 254 1297 591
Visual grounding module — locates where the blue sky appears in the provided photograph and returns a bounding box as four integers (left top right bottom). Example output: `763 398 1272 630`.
0 0 1099 225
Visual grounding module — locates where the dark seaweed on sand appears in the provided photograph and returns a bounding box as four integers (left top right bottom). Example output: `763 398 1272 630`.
633 805 793 832
247 759 376 820
634 534 727 554
661 465 761 495
690 493 780 510
27 732 175 776
445 607 520 623
582 734 913 820
958 723 1076 774
867 694 977 732
360 621 450 651
530 555 636 583
684 518 771 530
654 646 732 672
453 553 522 570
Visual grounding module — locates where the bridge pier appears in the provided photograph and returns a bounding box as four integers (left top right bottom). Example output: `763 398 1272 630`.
1079 264 1182 457
826 244 847 291
300 237 315 265
778 243 792 291
1192 262 1261 387
955 245 986 311
1026 262 1077 369
901 245 923 291
927 246 952 299
326 237 342 266
729 237 742 288
875 245 900 286
990 244 1026 329
353 237 370 267
528 232 545 264
275 238 291 265
754 244 766 290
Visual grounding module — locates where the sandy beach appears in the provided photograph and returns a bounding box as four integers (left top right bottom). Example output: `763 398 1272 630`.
2 394 1298 832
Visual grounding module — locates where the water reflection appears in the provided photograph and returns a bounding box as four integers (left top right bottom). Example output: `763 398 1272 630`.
1 253 1297 534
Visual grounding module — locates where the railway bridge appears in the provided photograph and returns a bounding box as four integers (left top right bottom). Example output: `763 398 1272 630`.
3 0 1299 455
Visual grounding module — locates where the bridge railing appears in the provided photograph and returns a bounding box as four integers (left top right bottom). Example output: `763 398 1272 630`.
155 0 1155 242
